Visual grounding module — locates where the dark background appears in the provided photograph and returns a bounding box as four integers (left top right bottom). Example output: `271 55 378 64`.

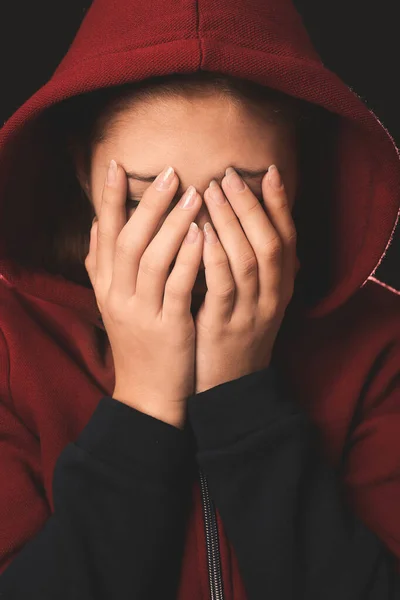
1 0 399 290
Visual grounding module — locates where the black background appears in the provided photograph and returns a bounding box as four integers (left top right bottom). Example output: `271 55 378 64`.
1 0 399 290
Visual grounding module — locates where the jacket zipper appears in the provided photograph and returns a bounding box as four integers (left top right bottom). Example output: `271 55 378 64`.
199 468 225 600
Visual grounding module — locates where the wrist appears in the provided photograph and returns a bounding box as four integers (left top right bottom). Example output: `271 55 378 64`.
112 388 187 430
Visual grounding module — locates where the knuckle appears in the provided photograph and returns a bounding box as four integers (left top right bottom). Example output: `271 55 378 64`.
114 239 135 262
263 235 283 261
244 201 261 218
173 256 192 274
105 291 125 322
287 227 297 245
164 281 185 300
210 254 229 271
238 252 258 277
84 255 92 270
139 255 165 278
224 214 240 230
96 227 115 245
216 284 235 299
101 192 119 211
84 259 96 285
115 243 132 261
237 313 257 331
136 196 155 212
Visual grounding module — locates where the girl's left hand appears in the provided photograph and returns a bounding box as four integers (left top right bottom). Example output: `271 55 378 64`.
194 165 299 394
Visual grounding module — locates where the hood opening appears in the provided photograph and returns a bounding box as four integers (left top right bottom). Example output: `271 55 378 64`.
0 76 338 307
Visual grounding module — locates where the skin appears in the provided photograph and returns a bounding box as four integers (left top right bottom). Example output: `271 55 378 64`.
74 93 299 296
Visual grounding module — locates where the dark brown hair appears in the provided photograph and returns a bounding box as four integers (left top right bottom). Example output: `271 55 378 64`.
4 71 335 297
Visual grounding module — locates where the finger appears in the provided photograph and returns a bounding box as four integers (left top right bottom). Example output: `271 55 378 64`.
202 178 258 305
96 160 127 296
111 165 180 300
135 186 203 313
85 219 106 315
261 165 297 304
218 167 283 307
201 221 235 321
163 222 204 320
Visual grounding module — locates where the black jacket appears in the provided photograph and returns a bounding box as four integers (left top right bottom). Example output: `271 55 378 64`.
0 366 399 599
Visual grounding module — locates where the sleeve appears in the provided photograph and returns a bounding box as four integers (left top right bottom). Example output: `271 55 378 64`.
0 391 195 600
186 366 400 600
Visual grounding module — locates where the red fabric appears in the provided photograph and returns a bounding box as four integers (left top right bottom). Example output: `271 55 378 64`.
0 0 399 597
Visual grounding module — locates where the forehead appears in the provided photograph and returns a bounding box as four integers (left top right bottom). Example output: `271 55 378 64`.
109 93 288 140
103 95 294 167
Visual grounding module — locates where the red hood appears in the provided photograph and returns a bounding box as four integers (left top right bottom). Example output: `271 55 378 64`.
0 0 399 321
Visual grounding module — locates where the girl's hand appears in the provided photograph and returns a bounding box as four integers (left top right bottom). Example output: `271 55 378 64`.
85 161 204 429
194 165 298 394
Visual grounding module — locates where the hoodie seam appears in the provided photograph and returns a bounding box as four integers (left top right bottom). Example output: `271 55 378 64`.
367 276 400 297
0 306 45 441
0 323 16 410
195 0 204 67
55 37 313 76
55 38 202 74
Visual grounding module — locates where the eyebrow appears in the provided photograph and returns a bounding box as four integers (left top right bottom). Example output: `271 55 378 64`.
125 166 269 183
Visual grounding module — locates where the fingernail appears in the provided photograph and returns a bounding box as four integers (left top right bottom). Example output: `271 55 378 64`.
155 165 175 191
204 222 218 244
225 167 245 191
185 222 199 244
208 180 226 204
178 185 197 209
106 159 118 186
268 165 283 190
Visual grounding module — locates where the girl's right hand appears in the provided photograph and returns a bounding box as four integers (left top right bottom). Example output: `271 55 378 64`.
85 160 204 430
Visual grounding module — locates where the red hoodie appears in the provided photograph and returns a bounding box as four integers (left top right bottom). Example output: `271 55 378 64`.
0 0 399 596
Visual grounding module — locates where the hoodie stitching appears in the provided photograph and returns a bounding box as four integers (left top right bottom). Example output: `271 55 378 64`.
54 36 313 76
0 324 39 443
195 0 204 68
54 38 201 75
0 324 14 411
